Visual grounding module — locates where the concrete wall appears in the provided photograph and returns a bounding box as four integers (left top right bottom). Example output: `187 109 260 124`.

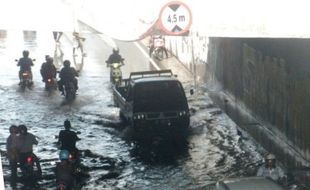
207 38 310 166
165 33 210 83
166 36 310 170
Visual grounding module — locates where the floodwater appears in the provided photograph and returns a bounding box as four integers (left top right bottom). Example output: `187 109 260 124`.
0 29 267 190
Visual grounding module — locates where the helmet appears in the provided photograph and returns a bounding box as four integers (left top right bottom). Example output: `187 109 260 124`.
23 50 29 57
266 154 276 160
63 60 70 67
9 125 18 134
64 119 71 129
45 55 51 61
112 48 119 54
19 125 27 134
59 150 69 160
47 57 53 63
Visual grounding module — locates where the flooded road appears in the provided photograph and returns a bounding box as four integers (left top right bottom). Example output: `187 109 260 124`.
0 30 265 190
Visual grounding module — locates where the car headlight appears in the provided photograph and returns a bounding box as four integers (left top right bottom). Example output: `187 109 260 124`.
134 113 145 120
179 111 188 116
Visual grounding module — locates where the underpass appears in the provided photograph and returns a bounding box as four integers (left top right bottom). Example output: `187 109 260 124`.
1 0 310 189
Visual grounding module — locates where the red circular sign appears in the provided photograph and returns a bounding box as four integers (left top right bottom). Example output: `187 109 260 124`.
159 1 192 35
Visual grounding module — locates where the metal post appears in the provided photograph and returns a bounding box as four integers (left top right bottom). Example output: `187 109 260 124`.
191 37 197 90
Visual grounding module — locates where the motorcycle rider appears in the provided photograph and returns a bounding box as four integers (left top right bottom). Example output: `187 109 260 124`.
257 153 286 184
58 60 78 95
17 50 34 85
106 48 124 82
18 125 41 178
40 55 57 84
105 48 124 66
58 120 80 158
55 149 75 190
148 35 168 58
6 125 21 183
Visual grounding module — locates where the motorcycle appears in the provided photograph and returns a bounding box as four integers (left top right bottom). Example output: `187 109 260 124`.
20 71 33 90
44 73 57 91
19 153 42 185
16 59 35 90
107 61 124 86
68 150 81 171
63 81 76 101
151 38 166 61
56 162 77 190
56 150 81 190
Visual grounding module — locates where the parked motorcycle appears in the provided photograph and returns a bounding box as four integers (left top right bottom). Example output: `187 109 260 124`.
19 153 42 185
107 62 124 86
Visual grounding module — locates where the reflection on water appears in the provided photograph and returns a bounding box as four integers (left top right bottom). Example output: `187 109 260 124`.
130 138 189 165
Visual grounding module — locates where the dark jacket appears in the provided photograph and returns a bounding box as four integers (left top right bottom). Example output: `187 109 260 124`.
59 67 78 82
106 53 124 64
41 62 57 80
18 57 34 72
58 130 79 152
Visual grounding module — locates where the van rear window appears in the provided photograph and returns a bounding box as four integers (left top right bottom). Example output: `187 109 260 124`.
134 81 187 112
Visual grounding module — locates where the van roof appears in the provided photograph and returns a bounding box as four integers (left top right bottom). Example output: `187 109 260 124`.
132 76 178 84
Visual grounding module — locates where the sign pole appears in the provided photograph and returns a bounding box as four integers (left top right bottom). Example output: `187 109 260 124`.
191 37 197 91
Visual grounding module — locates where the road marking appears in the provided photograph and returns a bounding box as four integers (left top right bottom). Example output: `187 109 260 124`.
134 42 160 71
96 33 160 70
0 154 4 190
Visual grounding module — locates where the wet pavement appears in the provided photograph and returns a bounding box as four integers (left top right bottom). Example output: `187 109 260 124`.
0 29 285 190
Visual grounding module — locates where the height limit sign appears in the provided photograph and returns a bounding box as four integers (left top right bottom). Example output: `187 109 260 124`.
159 1 192 35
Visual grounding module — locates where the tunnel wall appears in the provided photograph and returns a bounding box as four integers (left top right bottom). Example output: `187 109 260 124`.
207 38 310 167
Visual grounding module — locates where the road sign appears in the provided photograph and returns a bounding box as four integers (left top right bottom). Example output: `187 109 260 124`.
159 1 192 35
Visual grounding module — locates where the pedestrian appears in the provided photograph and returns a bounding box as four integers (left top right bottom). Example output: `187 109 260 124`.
257 153 286 184
6 125 21 183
